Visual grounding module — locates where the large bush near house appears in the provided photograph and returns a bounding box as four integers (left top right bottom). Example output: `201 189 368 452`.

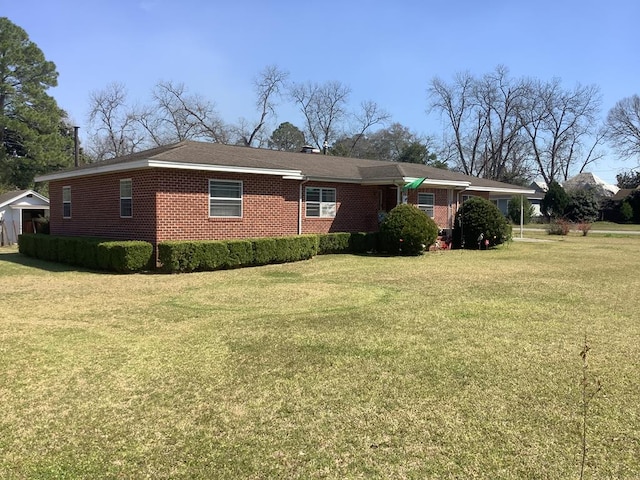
378 204 438 256
452 197 511 249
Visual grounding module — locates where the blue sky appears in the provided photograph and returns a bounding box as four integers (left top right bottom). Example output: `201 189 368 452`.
5 0 639 184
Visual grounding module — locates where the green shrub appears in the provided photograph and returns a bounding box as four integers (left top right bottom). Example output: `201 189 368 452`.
158 241 201 273
158 236 319 273
620 200 634 223
318 233 351 254
541 181 570 219
453 197 512 249
379 204 438 255
252 238 278 265
273 235 319 262
198 241 229 271
225 240 254 268
17 234 35 257
35 235 58 261
565 189 600 223
57 236 82 265
18 234 152 272
349 232 378 254
97 241 153 273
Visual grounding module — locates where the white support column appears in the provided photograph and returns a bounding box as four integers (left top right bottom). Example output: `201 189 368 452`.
520 194 524 238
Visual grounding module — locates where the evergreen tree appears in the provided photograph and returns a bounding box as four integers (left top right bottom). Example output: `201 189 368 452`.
541 181 571 219
0 17 73 189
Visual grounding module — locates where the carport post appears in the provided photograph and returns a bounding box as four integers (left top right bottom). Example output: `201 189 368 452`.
520 194 524 239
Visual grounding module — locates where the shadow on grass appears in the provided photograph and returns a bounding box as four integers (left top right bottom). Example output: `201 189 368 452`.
0 250 100 274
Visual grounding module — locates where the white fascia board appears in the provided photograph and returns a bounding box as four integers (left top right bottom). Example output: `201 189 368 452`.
34 159 304 182
306 176 365 184
146 160 303 178
10 204 50 210
35 160 151 182
472 186 537 195
415 178 471 188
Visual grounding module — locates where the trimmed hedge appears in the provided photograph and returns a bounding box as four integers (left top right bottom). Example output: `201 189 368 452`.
318 233 351 254
18 234 153 273
19 231 381 274
158 235 320 273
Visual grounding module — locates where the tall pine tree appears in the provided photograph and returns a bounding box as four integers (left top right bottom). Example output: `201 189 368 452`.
0 17 74 190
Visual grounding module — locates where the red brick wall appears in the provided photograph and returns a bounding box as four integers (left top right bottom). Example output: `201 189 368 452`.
49 170 158 243
155 170 300 241
405 187 452 230
302 182 380 234
48 169 478 244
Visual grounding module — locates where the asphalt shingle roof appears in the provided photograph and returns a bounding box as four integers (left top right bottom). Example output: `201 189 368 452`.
38 140 533 193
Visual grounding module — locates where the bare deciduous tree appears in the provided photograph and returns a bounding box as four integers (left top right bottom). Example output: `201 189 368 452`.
606 94 640 161
142 80 229 145
290 80 351 149
87 82 144 161
520 79 602 184
345 100 391 156
429 71 485 176
429 67 603 185
235 65 289 147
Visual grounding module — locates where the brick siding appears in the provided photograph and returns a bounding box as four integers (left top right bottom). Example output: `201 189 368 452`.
48 169 475 246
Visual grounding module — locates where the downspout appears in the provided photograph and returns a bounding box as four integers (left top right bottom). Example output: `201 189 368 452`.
298 178 309 235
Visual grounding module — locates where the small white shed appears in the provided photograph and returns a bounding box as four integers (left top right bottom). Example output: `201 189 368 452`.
0 190 50 245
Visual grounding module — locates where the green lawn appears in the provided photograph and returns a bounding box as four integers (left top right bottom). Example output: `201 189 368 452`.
1 236 639 479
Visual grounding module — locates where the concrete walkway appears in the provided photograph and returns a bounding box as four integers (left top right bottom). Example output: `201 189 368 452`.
518 227 640 235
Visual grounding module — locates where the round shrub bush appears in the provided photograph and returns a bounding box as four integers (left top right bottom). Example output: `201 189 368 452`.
379 204 438 255
452 197 511 249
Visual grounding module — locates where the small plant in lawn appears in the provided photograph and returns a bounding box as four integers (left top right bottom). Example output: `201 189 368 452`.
547 219 571 235
577 222 592 236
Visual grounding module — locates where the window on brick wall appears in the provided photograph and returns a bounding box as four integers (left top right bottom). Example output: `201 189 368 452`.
120 179 132 218
417 192 435 218
305 187 336 217
209 179 242 217
62 186 71 218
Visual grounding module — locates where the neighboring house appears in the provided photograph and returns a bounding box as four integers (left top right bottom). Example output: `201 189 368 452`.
34 141 534 251
562 172 619 199
0 189 50 245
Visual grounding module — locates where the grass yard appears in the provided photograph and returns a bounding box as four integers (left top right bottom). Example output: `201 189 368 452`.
1 235 639 479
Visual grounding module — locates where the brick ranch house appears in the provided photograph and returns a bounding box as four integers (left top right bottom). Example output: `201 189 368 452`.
35 141 533 250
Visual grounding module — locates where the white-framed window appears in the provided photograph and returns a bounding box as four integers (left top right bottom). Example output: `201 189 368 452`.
417 192 435 218
305 187 336 218
209 179 242 217
462 194 476 203
120 179 132 218
62 186 71 218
